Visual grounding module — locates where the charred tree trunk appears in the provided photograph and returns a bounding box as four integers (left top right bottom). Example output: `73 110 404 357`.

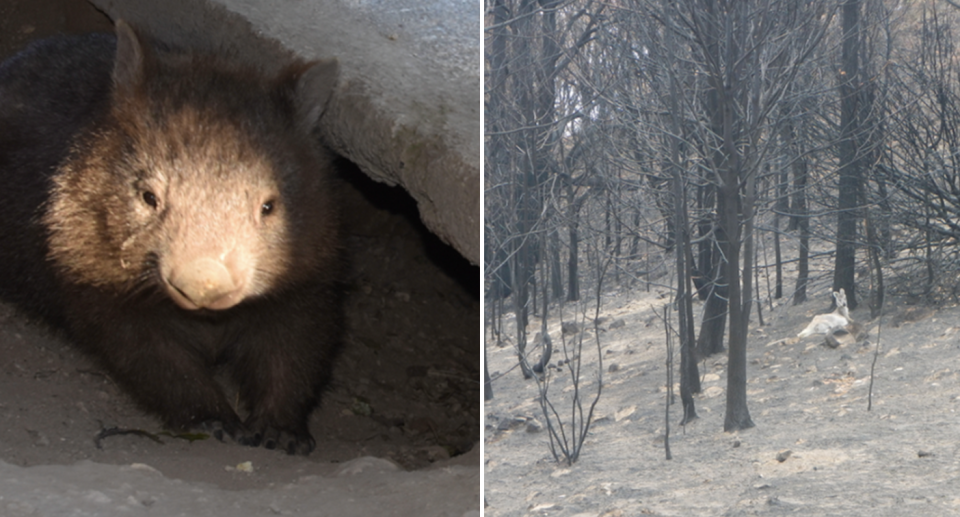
614 175 623 284
866 215 884 319
696 226 728 358
695 3 730 359
793 151 811 305
532 254 553 374
794 212 811 305
567 192 584 302
662 17 699 420
550 229 564 302
774 123 794 300
695 175 716 301
676 203 700 425
695 69 727 355
833 0 862 310
719 163 754 432
484 346 494 400
512 244 534 378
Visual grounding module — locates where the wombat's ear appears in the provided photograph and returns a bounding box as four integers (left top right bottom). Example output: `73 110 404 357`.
278 59 339 132
112 20 151 96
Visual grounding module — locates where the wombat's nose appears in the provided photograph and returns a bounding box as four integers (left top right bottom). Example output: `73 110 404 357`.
167 258 240 310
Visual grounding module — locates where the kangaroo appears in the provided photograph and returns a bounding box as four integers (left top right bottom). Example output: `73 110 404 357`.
797 290 865 348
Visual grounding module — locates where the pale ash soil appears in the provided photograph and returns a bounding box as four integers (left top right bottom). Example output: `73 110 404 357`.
485 272 960 516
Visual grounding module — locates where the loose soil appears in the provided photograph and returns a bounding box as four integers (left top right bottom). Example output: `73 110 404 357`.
0 1 481 514
484 238 960 516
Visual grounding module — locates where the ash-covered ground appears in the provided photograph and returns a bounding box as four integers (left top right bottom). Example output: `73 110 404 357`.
485 238 960 516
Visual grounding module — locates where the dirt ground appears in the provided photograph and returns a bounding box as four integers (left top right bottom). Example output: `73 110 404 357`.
0 0 481 512
484 237 960 516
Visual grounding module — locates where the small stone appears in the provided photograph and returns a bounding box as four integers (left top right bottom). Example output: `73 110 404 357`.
128 463 160 474
335 456 399 476
526 418 543 433
350 397 373 416
496 417 523 432
608 363 620 373
776 450 792 462
561 322 580 335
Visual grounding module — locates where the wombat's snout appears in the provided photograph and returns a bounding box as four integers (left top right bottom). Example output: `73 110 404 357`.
166 257 244 310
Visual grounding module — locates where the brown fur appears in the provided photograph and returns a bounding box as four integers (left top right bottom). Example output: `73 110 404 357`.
0 22 342 454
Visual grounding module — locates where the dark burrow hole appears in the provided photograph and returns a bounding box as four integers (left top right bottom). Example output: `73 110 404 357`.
330 159 480 468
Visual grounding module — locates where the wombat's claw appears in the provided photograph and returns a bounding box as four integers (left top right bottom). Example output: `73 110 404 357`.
197 419 244 443
288 434 316 456
243 419 315 455
209 425 225 442
275 430 316 455
237 431 263 448
261 428 279 450
260 428 312 454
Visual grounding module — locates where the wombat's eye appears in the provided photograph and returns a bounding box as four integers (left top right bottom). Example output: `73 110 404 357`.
142 191 158 208
261 200 275 216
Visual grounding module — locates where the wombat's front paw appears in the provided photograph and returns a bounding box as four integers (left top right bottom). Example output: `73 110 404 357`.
241 418 315 455
197 418 247 443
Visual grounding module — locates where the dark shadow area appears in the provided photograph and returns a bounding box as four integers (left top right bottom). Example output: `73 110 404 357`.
337 157 480 300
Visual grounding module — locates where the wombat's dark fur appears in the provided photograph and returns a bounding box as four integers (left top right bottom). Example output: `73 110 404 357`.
0 22 342 455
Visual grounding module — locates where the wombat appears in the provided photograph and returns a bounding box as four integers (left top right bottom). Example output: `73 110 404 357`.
0 21 342 455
